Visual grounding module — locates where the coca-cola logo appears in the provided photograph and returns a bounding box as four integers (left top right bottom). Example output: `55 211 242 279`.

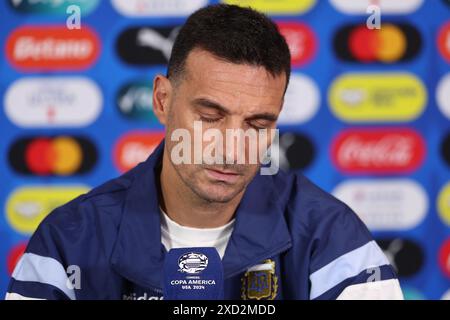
331 128 425 174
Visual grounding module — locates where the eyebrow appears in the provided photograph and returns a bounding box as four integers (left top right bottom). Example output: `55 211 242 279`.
246 112 278 122
192 98 230 115
191 97 278 122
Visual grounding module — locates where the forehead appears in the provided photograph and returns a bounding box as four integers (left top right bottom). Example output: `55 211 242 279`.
180 49 286 111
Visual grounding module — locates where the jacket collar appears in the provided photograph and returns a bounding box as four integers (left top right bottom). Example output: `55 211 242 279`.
110 141 292 289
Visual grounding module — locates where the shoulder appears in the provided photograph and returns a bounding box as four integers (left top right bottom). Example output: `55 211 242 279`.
270 172 399 300
272 171 364 232
271 171 374 261
31 166 139 248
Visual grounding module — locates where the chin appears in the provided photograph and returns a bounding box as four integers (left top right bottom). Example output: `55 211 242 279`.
195 184 243 203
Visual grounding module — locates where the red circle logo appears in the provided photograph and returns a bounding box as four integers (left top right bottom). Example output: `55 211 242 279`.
438 238 450 278
277 22 317 67
7 242 27 275
438 21 450 63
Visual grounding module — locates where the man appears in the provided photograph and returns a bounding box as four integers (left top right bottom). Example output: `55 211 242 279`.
6 4 403 300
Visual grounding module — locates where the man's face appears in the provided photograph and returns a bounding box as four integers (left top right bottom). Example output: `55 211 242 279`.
161 49 286 203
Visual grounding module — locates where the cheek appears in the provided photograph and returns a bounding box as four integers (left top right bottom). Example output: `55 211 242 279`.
167 98 188 124
247 164 260 176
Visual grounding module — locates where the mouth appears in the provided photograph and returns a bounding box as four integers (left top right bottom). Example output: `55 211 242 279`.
204 167 242 184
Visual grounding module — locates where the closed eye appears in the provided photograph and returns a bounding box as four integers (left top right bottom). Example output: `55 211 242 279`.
247 119 274 130
200 116 221 123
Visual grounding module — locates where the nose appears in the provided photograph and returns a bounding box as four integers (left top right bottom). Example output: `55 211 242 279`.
221 117 256 165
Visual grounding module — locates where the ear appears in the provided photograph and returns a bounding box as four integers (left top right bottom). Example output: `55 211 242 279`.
152 74 173 126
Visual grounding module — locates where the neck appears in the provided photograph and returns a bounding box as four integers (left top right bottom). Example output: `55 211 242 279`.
159 149 243 229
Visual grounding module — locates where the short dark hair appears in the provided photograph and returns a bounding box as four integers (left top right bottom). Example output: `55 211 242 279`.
167 4 291 89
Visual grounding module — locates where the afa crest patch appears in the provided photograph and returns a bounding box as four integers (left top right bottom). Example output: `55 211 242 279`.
241 259 278 300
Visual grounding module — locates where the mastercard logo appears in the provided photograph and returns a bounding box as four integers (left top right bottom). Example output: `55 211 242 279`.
277 22 317 67
223 0 317 15
113 131 165 173
330 0 424 15
437 182 450 227
6 185 89 235
438 21 450 63
8 136 97 176
6 25 100 71
7 242 27 275
329 73 427 123
334 23 421 63
438 238 450 278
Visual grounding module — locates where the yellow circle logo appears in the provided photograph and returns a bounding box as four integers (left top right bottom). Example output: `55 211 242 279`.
377 24 407 63
52 136 83 176
6 186 89 234
438 182 450 226
329 72 427 123
223 0 316 14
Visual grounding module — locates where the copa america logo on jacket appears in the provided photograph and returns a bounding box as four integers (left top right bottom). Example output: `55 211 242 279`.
178 252 209 274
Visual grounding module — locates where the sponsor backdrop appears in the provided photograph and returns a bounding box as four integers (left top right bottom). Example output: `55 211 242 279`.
0 0 449 299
